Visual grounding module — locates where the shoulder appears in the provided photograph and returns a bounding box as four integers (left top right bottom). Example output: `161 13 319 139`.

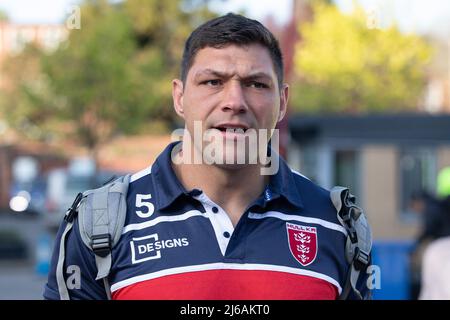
290 169 331 199
424 236 450 259
129 166 153 184
290 169 338 220
126 166 154 198
420 236 450 299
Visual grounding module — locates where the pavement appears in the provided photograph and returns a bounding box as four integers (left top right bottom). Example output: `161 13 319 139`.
0 211 54 300
0 261 47 300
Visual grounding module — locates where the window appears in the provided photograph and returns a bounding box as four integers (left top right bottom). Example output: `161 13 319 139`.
334 150 361 200
399 148 436 218
298 144 319 184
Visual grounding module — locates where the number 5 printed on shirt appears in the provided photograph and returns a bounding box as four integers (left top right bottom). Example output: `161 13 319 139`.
135 194 154 218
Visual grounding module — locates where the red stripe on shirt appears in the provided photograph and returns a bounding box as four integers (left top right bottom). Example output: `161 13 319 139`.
112 269 338 300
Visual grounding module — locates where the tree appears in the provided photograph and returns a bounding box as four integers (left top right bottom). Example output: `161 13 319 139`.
291 3 433 113
0 10 9 22
122 0 216 124
0 0 216 165
0 44 57 142
41 0 139 162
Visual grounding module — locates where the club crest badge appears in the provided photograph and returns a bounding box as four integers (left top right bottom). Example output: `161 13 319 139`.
286 222 318 267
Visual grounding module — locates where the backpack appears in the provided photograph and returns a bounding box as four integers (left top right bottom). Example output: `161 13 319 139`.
56 176 372 300
330 186 372 299
56 174 131 300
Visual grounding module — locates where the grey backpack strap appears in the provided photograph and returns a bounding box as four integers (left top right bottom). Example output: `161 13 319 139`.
330 186 372 300
56 221 74 300
90 186 114 300
54 174 130 300
78 174 131 299
56 192 84 300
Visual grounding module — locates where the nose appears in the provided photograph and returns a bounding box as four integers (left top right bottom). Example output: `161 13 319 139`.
221 81 248 114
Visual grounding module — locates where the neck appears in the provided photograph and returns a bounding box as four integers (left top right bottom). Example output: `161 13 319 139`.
172 140 268 224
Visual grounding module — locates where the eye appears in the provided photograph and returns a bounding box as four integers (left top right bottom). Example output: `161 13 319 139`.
248 81 269 89
202 79 222 86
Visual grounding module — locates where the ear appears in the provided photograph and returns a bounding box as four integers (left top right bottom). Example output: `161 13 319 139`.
172 79 185 119
277 83 289 122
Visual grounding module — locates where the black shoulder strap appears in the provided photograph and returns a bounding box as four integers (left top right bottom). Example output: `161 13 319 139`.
330 186 372 300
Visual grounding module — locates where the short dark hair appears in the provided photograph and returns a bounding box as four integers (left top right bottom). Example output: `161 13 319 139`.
181 13 284 88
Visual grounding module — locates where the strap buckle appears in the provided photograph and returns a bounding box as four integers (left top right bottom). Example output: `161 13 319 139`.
353 247 370 271
64 192 83 222
91 234 111 258
341 206 358 244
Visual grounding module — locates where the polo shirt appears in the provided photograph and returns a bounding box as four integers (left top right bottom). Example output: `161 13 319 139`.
44 141 368 300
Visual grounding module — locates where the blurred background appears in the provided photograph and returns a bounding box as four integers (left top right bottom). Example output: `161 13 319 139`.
0 0 450 300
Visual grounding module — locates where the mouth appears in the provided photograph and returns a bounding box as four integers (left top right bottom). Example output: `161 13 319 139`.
211 123 250 133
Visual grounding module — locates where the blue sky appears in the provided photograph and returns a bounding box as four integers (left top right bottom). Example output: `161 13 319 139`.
0 0 449 38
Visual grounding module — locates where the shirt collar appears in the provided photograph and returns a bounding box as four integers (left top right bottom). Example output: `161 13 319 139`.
151 141 304 211
152 141 190 211
264 153 304 209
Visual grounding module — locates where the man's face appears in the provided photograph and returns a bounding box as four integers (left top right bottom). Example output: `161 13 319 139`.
172 43 288 167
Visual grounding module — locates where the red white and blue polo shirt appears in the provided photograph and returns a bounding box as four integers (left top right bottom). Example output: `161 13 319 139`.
44 142 369 300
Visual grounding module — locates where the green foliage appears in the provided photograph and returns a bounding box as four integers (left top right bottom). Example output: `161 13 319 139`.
41 1 140 150
292 3 433 113
0 10 9 22
0 44 57 141
0 0 216 154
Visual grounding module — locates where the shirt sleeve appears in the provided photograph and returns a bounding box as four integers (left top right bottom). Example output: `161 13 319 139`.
43 217 108 300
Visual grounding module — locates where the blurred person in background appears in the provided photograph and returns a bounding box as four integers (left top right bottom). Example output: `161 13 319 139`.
417 167 450 299
408 189 443 299
419 236 450 299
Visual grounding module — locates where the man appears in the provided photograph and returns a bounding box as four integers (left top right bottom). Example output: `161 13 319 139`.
44 13 370 300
